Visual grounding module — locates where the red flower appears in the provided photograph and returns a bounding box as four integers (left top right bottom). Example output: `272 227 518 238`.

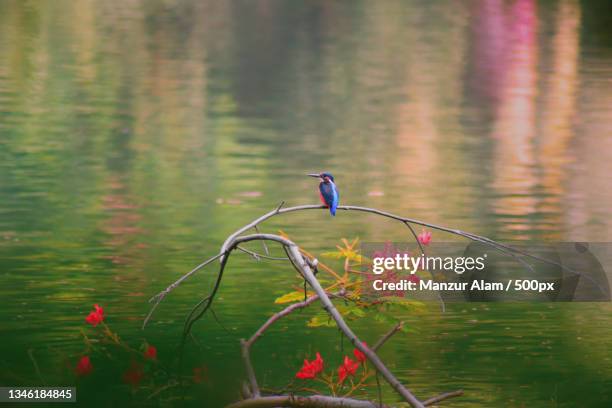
417 229 432 246
85 304 104 326
295 352 324 380
75 356 93 376
143 345 157 360
337 356 359 383
353 342 367 364
93 304 104 317
312 352 323 373
122 362 144 387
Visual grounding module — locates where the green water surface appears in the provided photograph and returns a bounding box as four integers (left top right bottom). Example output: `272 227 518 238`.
1 1 612 406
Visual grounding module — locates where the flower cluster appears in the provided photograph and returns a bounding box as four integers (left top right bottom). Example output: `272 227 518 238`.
76 304 159 386
295 343 369 384
337 356 360 383
295 352 324 379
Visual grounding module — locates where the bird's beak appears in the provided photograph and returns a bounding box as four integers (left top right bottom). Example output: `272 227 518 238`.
307 173 320 178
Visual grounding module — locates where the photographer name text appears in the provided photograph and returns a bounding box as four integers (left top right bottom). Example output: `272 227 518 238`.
372 279 556 293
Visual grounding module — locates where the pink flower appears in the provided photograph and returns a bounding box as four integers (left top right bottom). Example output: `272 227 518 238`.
417 229 432 246
85 304 104 326
143 345 157 360
75 356 93 376
337 356 359 383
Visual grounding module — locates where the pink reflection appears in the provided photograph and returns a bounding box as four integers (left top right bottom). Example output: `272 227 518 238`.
469 0 507 104
100 176 146 266
490 0 539 236
539 0 580 232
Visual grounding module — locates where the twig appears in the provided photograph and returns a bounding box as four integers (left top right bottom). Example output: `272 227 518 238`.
403 222 445 313
245 294 321 349
241 293 322 397
142 252 224 329
423 390 464 406
253 225 270 256
372 322 404 352
27 349 45 385
274 201 285 213
236 245 289 261
403 221 425 257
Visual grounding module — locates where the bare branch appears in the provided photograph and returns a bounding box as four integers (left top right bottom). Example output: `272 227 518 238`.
142 252 224 329
226 395 391 408
219 204 583 277
246 294 321 349
241 339 260 397
253 224 270 256
402 222 445 313
423 390 464 406
236 245 289 261
241 293 321 397
372 322 404 352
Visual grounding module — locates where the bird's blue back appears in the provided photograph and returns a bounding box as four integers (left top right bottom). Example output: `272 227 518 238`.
319 181 339 216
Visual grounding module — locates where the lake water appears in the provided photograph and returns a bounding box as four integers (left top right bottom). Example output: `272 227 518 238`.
1 1 611 406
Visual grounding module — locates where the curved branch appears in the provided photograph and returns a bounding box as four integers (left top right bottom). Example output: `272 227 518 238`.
146 203 592 328
220 204 579 276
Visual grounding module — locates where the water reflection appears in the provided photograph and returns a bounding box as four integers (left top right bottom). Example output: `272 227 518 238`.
490 0 539 234
1 1 612 406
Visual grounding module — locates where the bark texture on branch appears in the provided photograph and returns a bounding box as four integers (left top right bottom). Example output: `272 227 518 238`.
225 394 390 408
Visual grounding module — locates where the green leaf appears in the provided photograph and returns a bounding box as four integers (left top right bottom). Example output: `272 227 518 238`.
307 313 336 327
320 250 364 263
274 291 312 304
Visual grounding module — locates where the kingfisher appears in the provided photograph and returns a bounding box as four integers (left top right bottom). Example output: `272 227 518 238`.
307 172 339 216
